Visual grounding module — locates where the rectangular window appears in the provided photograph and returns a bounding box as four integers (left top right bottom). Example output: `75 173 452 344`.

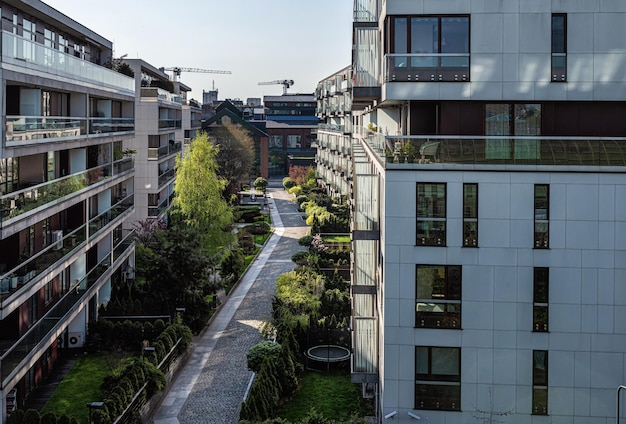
533 350 548 415
269 135 283 149
389 15 469 82
533 268 549 332
551 14 567 82
534 184 549 248
485 104 541 160
415 346 461 410
463 183 478 247
287 135 301 149
416 183 446 245
416 265 461 328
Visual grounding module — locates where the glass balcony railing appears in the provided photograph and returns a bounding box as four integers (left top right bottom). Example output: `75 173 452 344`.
6 116 86 142
158 169 176 187
354 128 626 167
385 53 470 83
148 141 183 160
113 157 135 175
89 118 135 134
1 31 134 93
354 0 378 22
0 161 132 224
5 117 134 143
158 119 182 129
0 242 133 382
88 194 134 238
0 226 87 302
113 230 135 262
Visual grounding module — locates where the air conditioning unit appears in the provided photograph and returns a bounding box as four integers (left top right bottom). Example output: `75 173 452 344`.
68 332 84 348
52 230 63 250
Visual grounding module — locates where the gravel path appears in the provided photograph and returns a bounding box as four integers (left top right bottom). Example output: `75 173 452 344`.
151 180 308 424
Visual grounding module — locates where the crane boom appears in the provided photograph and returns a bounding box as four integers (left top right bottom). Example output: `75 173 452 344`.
160 67 232 80
258 79 294 94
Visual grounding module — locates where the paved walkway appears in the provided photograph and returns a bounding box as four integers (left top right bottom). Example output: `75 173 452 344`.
151 180 308 424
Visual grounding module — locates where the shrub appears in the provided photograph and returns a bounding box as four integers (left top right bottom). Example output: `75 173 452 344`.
246 341 282 372
290 250 309 264
296 194 308 205
282 177 296 190
40 412 57 424
220 248 246 280
246 222 270 235
298 235 314 247
23 409 40 424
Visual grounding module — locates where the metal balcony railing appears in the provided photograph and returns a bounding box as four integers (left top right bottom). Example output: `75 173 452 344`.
385 53 470 83
88 194 134 238
0 225 87 302
0 242 133 383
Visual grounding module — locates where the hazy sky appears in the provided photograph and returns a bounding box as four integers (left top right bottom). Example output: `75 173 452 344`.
44 0 352 102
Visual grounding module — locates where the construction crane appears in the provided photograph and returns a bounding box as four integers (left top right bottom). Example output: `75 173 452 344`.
160 67 232 81
258 79 294 95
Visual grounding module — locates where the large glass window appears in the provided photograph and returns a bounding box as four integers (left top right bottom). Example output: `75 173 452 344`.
389 15 469 81
533 350 548 415
415 346 461 410
416 265 461 328
552 14 567 82
534 184 549 248
463 183 478 247
485 104 541 160
533 268 549 332
287 135 301 149
416 183 446 245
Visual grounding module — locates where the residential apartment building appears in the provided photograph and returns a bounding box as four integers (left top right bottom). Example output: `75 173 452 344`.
122 60 198 221
0 1 136 421
318 1 626 422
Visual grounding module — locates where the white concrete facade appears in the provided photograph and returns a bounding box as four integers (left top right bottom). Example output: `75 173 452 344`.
342 0 626 422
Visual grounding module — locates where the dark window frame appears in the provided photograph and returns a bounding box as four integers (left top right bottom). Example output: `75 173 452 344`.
387 15 470 82
416 182 447 246
415 265 462 329
463 183 478 247
532 350 548 415
534 184 549 249
551 14 567 82
533 267 549 332
415 346 461 411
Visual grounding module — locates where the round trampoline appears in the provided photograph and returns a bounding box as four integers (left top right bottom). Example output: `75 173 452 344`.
305 345 351 363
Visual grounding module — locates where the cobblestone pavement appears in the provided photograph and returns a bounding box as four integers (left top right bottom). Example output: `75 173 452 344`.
151 180 308 424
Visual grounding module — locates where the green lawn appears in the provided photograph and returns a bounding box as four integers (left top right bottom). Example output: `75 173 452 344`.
40 353 109 423
321 234 350 243
278 370 367 422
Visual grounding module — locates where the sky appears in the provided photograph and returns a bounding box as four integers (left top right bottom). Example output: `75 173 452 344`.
44 0 353 102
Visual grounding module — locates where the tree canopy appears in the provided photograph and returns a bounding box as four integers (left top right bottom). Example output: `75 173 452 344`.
172 132 234 251
210 123 256 197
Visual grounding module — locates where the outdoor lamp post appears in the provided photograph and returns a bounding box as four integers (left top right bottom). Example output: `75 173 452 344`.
86 401 103 424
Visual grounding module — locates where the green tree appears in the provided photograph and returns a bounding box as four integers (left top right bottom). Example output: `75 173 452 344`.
211 123 256 196
173 132 234 251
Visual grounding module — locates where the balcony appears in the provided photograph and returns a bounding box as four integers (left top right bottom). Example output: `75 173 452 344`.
0 240 134 384
158 168 176 187
385 53 470 83
0 161 133 225
0 226 86 302
354 0 378 22
5 116 134 146
89 117 135 135
148 141 183 160
1 31 134 94
6 116 86 143
355 128 626 168
140 88 182 104
88 194 134 238
158 119 182 130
